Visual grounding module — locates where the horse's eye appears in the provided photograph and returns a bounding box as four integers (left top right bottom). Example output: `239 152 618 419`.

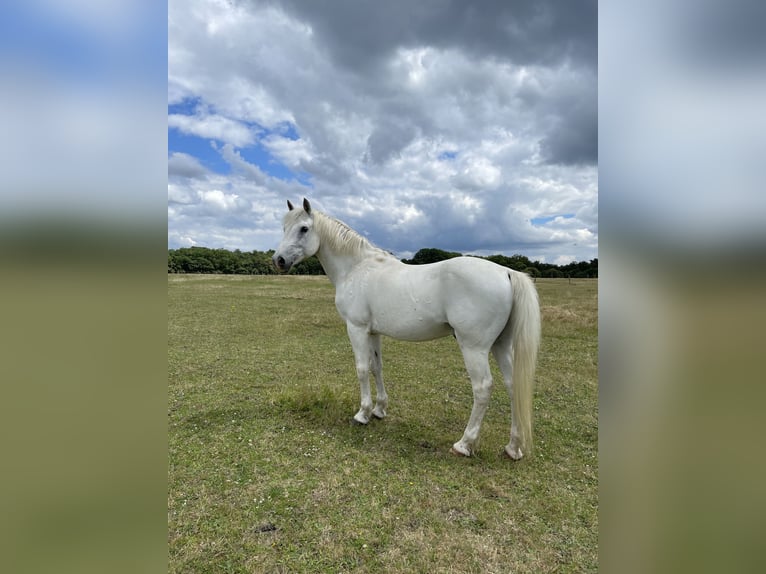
300 226 309 233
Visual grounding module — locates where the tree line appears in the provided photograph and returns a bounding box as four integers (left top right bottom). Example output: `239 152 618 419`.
168 246 597 278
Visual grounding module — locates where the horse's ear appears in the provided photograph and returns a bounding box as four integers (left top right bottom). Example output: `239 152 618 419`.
287 200 294 211
303 198 312 214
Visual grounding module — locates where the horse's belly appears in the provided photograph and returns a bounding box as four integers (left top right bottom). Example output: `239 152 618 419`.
371 314 453 341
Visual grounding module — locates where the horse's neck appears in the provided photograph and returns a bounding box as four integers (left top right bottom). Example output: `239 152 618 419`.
315 246 363 286
313 212 376 286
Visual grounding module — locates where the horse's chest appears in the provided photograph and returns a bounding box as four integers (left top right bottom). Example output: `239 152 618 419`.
334 287 368 324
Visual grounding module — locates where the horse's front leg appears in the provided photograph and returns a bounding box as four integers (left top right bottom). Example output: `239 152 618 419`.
370 333 388 419
347 323 373 425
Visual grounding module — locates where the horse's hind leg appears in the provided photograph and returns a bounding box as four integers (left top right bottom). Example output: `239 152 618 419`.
492 339 523 460
370 334 388 419
451 345 493 457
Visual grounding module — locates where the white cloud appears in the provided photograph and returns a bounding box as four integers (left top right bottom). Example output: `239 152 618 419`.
197 189 246 213
168 183 194 205
452 156 503 190
168 113 255 147
262 134 315 170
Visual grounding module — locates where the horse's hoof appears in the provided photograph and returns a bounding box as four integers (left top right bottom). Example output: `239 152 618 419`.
350 417 368 426
450 446 470 457
503 446 523 461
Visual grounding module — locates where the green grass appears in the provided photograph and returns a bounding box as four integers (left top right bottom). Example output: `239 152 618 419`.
168 275 598 573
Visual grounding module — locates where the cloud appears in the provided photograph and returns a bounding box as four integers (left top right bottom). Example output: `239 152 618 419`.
452 156 503 191
261 134 315 171
168 152 209 179
168 113 255 147
197 189 248 213
366 120 419 165
276 0 596 72
537 67 598 165
168 0 598 263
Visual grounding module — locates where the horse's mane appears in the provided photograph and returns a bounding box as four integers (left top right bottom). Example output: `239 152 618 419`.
313 211 395 260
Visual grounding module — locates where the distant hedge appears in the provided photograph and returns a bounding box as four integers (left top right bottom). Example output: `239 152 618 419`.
168 246 597 278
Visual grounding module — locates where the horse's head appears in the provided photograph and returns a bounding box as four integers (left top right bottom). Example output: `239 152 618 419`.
273 198 320 272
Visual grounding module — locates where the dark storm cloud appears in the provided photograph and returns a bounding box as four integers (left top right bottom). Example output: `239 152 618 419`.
273 0 597 71
539 80 598 165
271 0 597 165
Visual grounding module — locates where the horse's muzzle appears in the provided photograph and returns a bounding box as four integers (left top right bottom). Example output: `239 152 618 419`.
273 254 290 273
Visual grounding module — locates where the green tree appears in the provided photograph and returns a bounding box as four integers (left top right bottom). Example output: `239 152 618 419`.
524 266 541 278
404 247 462 265
168 245 599 278
485 254 530 271
542 268 563 278
294 256 325 275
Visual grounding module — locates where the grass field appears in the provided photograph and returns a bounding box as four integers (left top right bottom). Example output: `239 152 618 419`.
168 275 598 573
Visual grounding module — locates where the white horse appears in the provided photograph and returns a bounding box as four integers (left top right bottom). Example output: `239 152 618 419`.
273 198 541 459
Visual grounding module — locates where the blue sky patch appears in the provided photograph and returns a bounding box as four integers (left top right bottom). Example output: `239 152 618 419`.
531 213 575 226
438 150 458 161
168 98 308 183
237 144 312 186
275 122 301 141
168 129 231 174
168 98 204 116
169 118 312 186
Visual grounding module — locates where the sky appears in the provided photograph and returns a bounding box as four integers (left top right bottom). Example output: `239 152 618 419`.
168 0 597 264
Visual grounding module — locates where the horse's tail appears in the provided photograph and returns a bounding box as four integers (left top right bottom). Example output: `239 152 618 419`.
507 270 541 455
